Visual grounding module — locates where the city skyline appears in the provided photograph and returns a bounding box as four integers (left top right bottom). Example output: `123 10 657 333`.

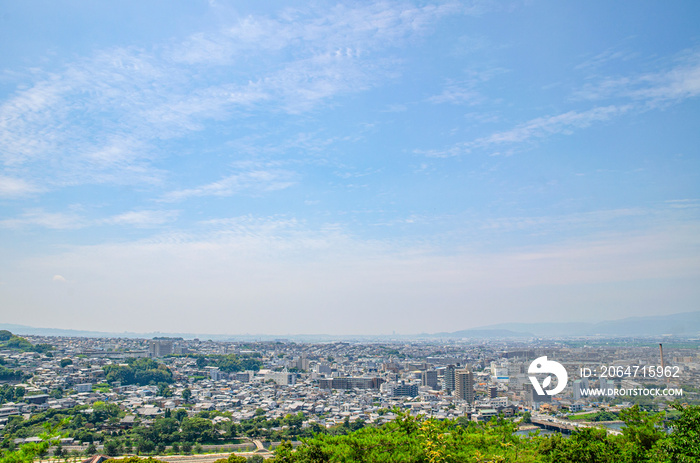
1 1 700 335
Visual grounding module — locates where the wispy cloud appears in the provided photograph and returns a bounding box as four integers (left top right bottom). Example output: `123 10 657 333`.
0 209 86 230
0 2 466 194
427 69 506 105
419 49 700 158
101 210 179 228
419 104 631 157
573 50 700 104
0 176 43 197
0 208 179 230
632 53 700 104
161 169 297 202
474 104 631 147
574 47 638 71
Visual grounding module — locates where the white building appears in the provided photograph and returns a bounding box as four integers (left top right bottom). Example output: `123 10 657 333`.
266 371 296 386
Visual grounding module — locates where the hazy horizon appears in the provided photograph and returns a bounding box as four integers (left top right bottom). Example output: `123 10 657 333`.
1 1 699 335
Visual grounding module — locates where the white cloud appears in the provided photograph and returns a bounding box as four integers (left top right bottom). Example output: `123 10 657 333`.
427 69 506 105
420 49 700 158
0 209 86 230
573 50 700 104
0 208 179 230
101 210 179 228
0 2 467 191
419 105 631 157
162 169 297 202
633 54 700 104
0 176 42 197
474 105 631 147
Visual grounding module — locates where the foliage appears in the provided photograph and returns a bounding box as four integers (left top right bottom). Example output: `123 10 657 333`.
656 403 700 463
0 366 24 382
103 439 122 456
618 405 665 456
157 382 173 397
569 410 618 422
87 401 123 425
538 427 622 463
0 385 25 405
33 343 54 353
0 333 52 354
0 336 33 351
103 357 174 386
267 405 700 463
213 455 247 463
109 457 162 463
270 411 536 463
85 443 97 455
0 421 65 463
189 354 262 373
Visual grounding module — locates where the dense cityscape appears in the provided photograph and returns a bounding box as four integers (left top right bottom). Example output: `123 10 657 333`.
1 330 698 461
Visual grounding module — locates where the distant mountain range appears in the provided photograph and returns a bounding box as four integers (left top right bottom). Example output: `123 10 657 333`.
2 310 698 341
461 310 700 338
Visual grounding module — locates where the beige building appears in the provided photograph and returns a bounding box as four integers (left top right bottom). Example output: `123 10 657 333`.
454 367 474 403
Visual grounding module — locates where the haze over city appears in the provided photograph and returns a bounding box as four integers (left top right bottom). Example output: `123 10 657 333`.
1 1 699 335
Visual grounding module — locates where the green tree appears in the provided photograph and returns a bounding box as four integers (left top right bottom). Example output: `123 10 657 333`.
137 439 155 455
181 417 215 443
270 440 294 463
658 404 700 463
619 405 665 454
103 357 173 386
538 427 620 463
104 439 121 457
1 423 65 463
60 359 73 368
33 343 54 353
85 443 97 456
173 408 188 422
157 382 173 397
213 455 246 463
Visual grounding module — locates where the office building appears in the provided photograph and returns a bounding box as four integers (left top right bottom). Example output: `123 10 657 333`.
454 368 474 403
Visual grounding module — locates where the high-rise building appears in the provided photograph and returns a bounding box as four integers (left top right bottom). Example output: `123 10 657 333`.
443 365 456 394
421 370 439 390
454 368 474 403
573 379 583 401
599 377 614 396
148 339 174 358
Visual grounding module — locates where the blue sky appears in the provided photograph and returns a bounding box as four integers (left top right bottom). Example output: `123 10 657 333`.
1 1 699 335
